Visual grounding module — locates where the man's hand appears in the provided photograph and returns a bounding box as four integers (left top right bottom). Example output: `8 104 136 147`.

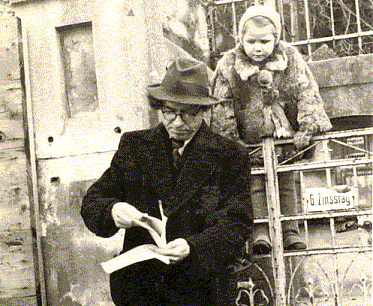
111 202 147 229
154 238 190 264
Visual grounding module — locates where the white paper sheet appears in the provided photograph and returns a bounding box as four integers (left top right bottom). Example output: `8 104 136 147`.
101 201 169 274
132 214 167 248
101 244 170 274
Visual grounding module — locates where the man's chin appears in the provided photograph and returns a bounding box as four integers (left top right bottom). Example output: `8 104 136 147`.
170 132 190 140
172 135 188 140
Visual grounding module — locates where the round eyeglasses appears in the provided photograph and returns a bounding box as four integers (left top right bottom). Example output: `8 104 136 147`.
161 107 201 122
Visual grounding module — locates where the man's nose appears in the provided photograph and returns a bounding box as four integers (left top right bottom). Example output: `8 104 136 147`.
173 114 184 126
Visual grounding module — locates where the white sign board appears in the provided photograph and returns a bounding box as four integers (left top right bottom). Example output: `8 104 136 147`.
303 186 357 212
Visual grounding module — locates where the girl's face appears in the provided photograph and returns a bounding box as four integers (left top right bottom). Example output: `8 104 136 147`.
242 23 275 63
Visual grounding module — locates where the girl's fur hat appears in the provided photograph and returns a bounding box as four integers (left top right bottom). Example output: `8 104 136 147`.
238 5 282 44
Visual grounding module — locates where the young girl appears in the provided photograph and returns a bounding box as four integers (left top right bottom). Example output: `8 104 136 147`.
210 5 332 254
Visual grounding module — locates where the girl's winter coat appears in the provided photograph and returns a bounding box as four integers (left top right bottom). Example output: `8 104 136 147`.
210 41 332 146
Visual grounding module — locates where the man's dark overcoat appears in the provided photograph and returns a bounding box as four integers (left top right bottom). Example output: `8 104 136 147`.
81 122 253 305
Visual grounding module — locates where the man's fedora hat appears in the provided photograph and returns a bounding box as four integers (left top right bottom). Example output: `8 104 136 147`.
147 57 219 105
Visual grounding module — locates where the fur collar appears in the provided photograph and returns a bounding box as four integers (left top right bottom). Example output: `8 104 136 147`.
234 43 288 81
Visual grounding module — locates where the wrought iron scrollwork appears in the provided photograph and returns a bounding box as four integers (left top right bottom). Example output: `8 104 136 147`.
348 273 372 304
236 278 270 306
233 258 274 305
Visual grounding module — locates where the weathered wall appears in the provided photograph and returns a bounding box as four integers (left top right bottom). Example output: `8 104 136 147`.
309 54 373 119
0 142 36 305
0 14 37 305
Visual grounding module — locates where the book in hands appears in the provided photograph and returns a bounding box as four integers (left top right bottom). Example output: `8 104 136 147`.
101 202 169 274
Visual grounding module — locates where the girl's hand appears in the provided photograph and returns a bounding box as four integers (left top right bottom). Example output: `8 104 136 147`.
293 130 312 150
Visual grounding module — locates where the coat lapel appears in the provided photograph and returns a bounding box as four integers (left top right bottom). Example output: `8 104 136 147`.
164 123 218 216
140 124 175 205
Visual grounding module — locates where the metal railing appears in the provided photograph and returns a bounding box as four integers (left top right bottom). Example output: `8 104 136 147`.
204 0 373 67
235 128 372 305
202 1 372 304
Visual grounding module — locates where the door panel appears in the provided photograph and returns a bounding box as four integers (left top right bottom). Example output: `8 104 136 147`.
18 0 151 160
37 153 123 305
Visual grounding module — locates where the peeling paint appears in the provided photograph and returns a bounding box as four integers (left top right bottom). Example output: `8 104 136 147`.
43 184 62 229
61 283 98 305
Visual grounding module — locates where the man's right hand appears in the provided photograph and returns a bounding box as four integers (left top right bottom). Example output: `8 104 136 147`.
111 202 147 229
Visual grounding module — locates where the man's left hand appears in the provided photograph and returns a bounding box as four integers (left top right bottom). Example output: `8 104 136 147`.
154 238 190 264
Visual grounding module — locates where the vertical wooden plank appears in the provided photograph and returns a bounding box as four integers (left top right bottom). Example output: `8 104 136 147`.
290 0 299 42
0 14 37 304
0 141 37 301
262 137 286 305
231 1 237 40
22 28 47 305
324 139 342 306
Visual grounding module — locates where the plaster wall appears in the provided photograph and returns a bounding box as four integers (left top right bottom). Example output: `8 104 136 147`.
309 54 373 119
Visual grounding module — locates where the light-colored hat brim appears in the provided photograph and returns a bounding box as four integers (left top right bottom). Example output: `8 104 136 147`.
147 85 219 106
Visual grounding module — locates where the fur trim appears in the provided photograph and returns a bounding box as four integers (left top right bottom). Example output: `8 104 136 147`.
234 44 288 81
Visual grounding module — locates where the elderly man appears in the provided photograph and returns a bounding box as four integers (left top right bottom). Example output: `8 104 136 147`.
81 57 253 305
